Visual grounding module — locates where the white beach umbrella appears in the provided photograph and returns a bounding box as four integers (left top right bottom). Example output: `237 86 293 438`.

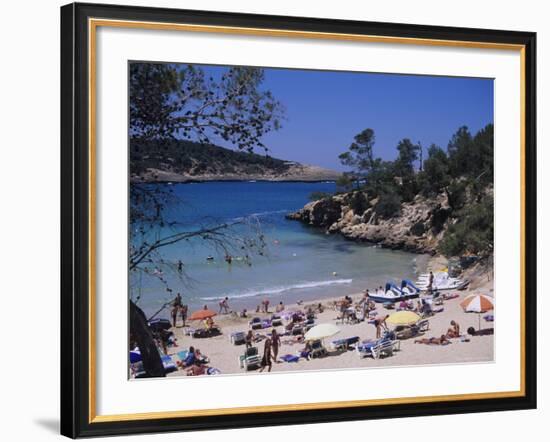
304 323 340 341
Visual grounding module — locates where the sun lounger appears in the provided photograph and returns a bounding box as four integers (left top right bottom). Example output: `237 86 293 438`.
148 318 172 332
310 340 328 358
129 350 142 363
415 319 430 333
271 315 283 327
357 337 399 359
280 354 300 363
192 326 221 338
372 340 399 359
230 331 246 345
133 354 178 378
249 317 263 330
239 346 261 370
329 336 360 351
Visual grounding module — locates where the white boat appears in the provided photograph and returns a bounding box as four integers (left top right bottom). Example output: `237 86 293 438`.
415 272 469 291
368 283 404 303
369 280 419 303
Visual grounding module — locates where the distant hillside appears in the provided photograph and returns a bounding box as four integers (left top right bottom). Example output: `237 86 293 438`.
130 139 341 182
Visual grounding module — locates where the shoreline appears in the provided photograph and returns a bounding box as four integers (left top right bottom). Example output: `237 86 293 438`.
146 255 495 378
131 178 339 184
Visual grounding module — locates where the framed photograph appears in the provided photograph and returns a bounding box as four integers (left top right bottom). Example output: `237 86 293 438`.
60 2 537 438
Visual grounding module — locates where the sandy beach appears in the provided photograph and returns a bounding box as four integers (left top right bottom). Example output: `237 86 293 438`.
155 256 494 378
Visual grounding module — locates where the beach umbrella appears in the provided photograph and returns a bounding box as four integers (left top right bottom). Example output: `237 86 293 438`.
460 294 494 312
386 311 421 326
304 323 340 341
460 294 494 330
188 309 217 321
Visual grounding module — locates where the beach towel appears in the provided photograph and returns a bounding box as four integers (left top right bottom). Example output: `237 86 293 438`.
176 350 189 361
280 354 300 363
161 355 178 374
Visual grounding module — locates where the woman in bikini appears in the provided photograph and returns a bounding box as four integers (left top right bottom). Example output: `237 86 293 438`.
414 334 450 345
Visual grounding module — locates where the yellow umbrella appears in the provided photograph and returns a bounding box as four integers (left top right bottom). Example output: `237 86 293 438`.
386 311 420 326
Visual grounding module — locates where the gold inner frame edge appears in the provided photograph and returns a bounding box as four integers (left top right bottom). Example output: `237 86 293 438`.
87 17 527 424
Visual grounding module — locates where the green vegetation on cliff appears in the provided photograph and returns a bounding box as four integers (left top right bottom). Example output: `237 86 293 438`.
131 138 291 177
337 124 494 257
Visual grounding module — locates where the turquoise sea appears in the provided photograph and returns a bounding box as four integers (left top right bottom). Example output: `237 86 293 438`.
131 182 424 317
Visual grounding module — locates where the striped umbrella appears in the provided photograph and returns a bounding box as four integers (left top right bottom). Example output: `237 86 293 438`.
460 294 494 330
460 294 494 312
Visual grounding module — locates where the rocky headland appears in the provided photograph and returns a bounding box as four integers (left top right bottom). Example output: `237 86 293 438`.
286 191 454 254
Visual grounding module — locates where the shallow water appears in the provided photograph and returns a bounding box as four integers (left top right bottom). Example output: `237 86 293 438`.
130 182 424 317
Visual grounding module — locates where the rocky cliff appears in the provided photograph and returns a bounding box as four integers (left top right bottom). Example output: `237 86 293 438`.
286 191 454 254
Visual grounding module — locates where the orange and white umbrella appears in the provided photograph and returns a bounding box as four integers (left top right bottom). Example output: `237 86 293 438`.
460 294 494 330
460 294 494 313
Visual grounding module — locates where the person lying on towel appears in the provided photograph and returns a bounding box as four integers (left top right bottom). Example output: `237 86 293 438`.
414 335 451 345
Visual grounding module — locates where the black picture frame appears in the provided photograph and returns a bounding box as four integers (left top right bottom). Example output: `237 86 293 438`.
61 2 537 438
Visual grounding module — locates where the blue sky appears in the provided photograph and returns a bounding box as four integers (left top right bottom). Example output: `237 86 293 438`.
193 65 493 171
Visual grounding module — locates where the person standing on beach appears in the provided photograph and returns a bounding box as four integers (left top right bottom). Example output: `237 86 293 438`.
428 271 434 293
219 297 230 314
245 330 254 348
171 304 179 327
174 292 182 308
373 314 389 339
180 304 188 327
259 338 272 372
271 329 281 362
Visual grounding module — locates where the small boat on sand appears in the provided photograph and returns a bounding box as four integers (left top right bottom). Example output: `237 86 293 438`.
415 272 469 291
368 280 420 303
